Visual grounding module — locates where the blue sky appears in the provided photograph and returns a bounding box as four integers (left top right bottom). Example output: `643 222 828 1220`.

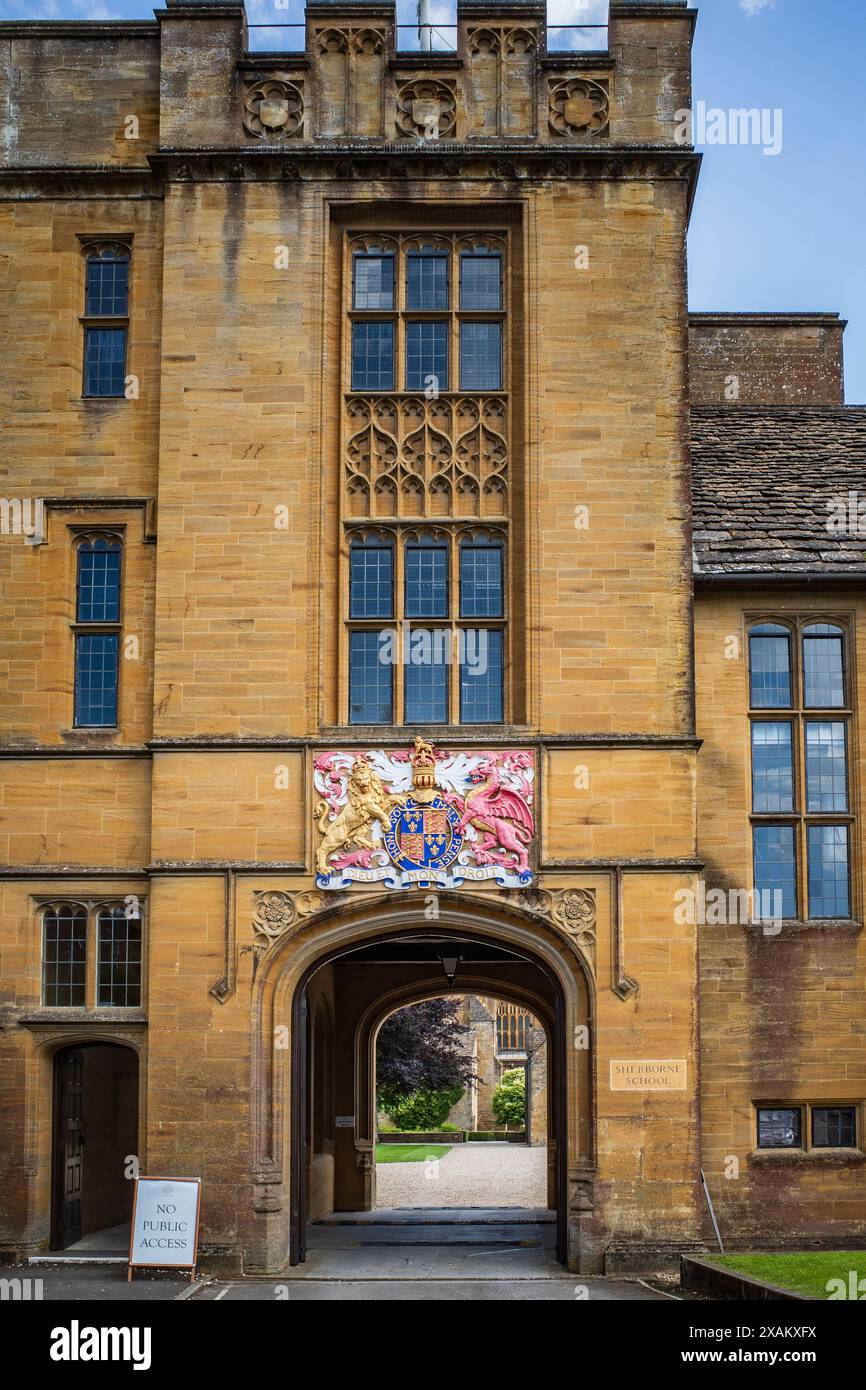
3 0 864 400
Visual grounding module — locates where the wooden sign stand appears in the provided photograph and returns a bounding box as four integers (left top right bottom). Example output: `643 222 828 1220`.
127 1176 202 1283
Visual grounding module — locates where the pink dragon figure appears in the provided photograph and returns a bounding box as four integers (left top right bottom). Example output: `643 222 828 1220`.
457 755 534 874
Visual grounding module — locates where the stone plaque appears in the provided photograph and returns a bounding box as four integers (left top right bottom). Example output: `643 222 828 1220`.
609 1059 688 1091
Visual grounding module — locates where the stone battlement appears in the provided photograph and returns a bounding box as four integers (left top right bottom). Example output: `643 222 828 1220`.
0 0 696 166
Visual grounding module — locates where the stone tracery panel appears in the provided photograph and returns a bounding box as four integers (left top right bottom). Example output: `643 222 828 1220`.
465 24 537 137
312 26 387 137
345 394 508 520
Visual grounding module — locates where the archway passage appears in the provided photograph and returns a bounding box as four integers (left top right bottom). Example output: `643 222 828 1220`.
51 1042 139 1253
290 924 574 1271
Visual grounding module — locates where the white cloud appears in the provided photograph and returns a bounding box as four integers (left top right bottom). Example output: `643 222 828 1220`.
739 0 775 16
71 1 121 16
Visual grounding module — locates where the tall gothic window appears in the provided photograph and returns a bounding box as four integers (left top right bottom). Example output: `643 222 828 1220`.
82 243 130 398
748 619 853 920
343 230 510 727
73 535 122 727
350 239 503 395
347 531 505 725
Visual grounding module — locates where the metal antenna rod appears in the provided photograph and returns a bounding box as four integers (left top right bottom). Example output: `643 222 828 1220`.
418 0 432 51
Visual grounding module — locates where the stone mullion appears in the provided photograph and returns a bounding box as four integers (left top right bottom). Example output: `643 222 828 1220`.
449 531 460 723
394 530 406 724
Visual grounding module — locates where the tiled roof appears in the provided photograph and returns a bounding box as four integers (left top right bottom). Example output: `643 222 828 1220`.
690 406 866 576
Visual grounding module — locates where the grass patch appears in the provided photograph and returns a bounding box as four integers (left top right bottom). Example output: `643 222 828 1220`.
710 1252 866 1300
375 1144 452 1164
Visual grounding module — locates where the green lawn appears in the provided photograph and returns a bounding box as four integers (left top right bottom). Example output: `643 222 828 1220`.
375 1143 452 1164
710 1252 866 1300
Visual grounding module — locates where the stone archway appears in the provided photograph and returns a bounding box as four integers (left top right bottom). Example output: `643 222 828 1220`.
357 981 556 1209
248 891 595 1274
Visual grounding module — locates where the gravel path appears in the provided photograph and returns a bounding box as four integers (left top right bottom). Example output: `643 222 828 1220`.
376 1143 547 1209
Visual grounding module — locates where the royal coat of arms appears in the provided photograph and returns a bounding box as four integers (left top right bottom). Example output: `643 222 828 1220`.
314 738 535 890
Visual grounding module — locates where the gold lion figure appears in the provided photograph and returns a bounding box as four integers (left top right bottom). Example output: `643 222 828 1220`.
315 757 402 876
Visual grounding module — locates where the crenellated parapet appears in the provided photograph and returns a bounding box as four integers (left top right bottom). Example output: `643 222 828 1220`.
0 0 696 168
232 0 693 149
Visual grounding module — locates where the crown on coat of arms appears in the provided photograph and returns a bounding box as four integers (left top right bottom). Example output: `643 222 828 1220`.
410 736 439 803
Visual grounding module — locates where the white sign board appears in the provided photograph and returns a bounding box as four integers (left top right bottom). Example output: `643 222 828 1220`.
129 1177 201 1271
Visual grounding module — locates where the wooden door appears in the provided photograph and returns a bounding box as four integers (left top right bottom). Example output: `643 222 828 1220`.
52 1048 85 1249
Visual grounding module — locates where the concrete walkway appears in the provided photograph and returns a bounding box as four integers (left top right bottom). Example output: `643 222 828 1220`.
376 1141 547 1209
194 1276 671 1300
13 1262 675 1301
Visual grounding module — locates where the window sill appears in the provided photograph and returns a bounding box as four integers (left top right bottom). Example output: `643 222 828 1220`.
61 728 121 741
745 917 862 937
749 1148 865 1167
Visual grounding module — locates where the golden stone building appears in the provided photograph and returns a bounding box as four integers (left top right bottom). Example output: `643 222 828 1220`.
1 0 864 1276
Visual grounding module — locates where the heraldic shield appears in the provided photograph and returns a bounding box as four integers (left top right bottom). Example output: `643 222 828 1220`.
384 795 464 874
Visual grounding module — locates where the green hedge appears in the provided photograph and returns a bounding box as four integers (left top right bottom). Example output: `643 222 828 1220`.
380 1084 463 1132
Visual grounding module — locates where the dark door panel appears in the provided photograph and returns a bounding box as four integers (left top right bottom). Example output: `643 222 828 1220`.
52 1048 85 1249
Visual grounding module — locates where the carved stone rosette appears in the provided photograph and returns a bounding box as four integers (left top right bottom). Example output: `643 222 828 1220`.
505 886 597 970
251 889 333 944
548 79 609 138
395 80 457 140
243 78 305 140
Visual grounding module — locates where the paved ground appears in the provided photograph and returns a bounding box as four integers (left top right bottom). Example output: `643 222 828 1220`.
8 1208 678 1300
9 1262 671 1302
376 1141 547 1209
192 1276 670 1300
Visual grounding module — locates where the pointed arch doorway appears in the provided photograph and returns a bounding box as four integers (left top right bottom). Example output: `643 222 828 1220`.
282 902 592 1271
50 1041 139 1251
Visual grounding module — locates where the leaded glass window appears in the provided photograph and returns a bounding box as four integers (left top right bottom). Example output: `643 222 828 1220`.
460 253 501 310
405 320 448 392
351 321 395 391
753 825 797 919
347 531 505 726
353 252 395 310
349 630 393 724
807 825 850 919
749 623 792 708
459 321 502 391
751 722 794 813
757 1107 802 1149
406 252 449 310
82 246 129 399
803 624 845 707
460 544 503 618
42 905 88 1007
811 1106 856 1149
350 543 393 619
405 545 448 618
96 907 142 1007
749 619 853 920
73 537 122 729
